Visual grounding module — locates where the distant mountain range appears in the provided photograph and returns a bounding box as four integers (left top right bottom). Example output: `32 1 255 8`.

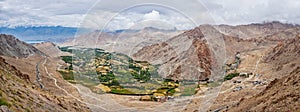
0 26 78 42
0 26 179 43
104 26 178 34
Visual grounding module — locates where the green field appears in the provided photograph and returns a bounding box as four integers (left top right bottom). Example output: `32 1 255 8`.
58 46 198 98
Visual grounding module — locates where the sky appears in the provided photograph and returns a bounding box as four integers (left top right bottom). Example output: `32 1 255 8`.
0 0 300 30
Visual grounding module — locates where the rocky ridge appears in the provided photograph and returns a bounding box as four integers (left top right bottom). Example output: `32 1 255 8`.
133 27 212 81
0 34 90 112
0 34 44 58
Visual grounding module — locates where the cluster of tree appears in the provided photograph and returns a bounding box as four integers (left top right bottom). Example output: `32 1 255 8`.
97 72 120 86
61 56 72 64
224 73 239 80
58 46 73 53
129 64 151 82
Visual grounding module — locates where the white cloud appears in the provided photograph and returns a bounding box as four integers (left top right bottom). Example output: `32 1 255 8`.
201 0 300 25
1 0 300 29
91 10 196 31
143 10 160 20
0 0 99 27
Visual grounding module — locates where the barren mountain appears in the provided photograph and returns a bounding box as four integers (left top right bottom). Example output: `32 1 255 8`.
129 22 300 112
215 21 297 39
204 23 299 112
0 56 90 112
0 35 90 112
0 34 44 58
34 42 71 57
61 28 183 56
227 36 300 111
264 35 300 65
228 66 299 111
133 27 212 81
207 35 300 112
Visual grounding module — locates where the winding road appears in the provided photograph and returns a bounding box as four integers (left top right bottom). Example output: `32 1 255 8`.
35 59 44 89
42 56 209 112
42 57 139 112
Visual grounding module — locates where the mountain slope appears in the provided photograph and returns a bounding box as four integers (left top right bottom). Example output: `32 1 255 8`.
205 25 300 112
62 29 182 56
264 36 300 64
215 21 297 39
0 34 91 112
0 56 90 112
0 34 44 58
34 42 70 58
133 27 212 81
228 66 300 111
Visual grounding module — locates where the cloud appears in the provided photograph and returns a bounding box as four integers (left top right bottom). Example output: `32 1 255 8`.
0 0 99 27
80 1 205 31
1 0 300 29
143 10 160 20
202 0 300 25
0 0 211 29
86 9 197 31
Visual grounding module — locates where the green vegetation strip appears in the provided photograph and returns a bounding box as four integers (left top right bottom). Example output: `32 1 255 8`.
0 98 10 106
58 46 198 97
224 73 239 80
